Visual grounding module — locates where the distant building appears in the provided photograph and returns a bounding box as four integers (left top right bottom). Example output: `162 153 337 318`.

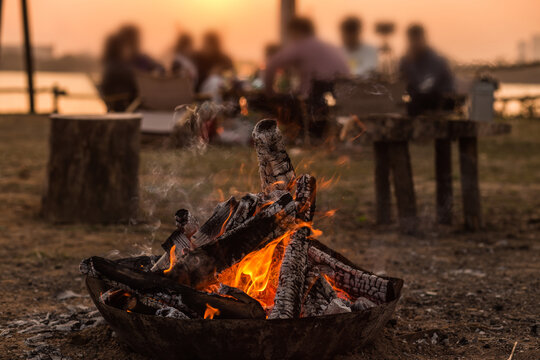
517 40 527 63
533 34 540 62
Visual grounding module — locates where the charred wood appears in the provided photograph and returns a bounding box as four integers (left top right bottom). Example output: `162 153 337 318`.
322 298 351 315
191 197 238 248
174 209 199 238
294 174 317 222
80 256 266 319
308 246 392 303
225 193 260 232
252 119 296 194
151 231 192 272
268 227 310 319
167 193 296 287
351 297 377 312
155 307 190 320
301 270 336 317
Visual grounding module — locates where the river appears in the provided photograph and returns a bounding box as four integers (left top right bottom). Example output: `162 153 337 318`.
1 71 539 115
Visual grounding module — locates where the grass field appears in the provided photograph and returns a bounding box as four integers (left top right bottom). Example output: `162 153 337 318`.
0 114 538 359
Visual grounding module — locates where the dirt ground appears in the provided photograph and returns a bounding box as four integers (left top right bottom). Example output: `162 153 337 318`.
0 114 538 359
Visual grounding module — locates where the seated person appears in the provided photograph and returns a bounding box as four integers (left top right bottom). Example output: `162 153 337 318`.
265 17 349 101
399 24 455 116
100 34 138 112
194 32 234 100
171 33 198 85
117 24 165 75
340 16 378 78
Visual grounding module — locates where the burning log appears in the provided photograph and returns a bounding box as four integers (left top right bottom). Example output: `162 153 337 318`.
301 270 336 317
294 174 317 222
191 197 238 248
268 227 310 319
151 231 192 272
151 209 197 272
307 246 392 303
175 209 199 238
268 174 316 319
167 193 296 287
252 119 296 194
225 193 260 232
80 256 266 319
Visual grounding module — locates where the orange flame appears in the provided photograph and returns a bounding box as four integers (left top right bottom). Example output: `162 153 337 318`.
209 213 323 310
204 303 220 319
322 209 338 218
163 245 176 274
318 174 340 191
217 203 235 238
323 274 353 302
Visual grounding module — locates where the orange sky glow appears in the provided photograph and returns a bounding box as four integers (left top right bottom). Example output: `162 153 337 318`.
2 0 540 64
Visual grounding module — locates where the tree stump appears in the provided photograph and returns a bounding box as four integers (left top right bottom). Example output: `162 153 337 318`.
42 114 141 223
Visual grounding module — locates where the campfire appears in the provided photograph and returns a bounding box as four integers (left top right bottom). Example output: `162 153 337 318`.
80 119 403 358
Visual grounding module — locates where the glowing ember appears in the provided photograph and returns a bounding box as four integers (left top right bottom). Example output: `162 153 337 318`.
217 203 235 238
204 303 220 319
239 96 249 116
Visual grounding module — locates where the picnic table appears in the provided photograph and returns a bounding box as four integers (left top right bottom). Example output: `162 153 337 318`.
358 115 511 232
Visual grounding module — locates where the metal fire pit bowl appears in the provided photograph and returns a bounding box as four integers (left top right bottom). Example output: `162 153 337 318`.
86 250 403 360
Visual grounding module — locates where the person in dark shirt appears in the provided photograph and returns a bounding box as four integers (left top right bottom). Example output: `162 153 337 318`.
117 24 165 74
193 32 234 93
100 34 138 112
399 24 455 116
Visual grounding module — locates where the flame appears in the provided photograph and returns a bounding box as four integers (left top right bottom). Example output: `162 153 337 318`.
322 209 338 218
209 214 323 310
163 245 176 274
318 174 340 191
204 304 220 319
323 274 353 302
217 203 235 238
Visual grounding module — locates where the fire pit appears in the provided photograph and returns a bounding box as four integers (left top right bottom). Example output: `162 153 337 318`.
81 119 403 360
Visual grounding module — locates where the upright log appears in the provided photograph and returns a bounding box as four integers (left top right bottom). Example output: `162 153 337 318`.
388 141 417 233
435 139 453 224
42 114 141 223
373 142 392 224
252 119 296 194
459 136 482 230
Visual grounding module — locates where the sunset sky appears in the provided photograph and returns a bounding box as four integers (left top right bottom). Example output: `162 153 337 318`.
2 0 540 64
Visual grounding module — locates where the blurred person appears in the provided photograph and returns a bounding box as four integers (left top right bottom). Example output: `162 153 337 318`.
100 34 138 112
265 17 349 100
171 33 198 85
340 16 378 78
117 24 165 74
399 24 455 116
194 31 234 98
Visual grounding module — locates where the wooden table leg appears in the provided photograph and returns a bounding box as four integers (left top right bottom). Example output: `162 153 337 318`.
388 141 417 233
435 138 453 225
459 136 482 230
373 142 392 224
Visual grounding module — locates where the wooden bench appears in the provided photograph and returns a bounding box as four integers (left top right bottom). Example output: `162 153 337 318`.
358 115 511 232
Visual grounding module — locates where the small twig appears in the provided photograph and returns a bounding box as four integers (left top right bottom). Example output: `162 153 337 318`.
507 341 517 360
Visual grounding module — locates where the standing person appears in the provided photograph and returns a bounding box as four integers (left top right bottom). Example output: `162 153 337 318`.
117 24 165 74
399 24 455 116
194 32 234 98
265 17 349 100
265 17 349 138
171 33 198 85
100 34 138 112
340 16 378 78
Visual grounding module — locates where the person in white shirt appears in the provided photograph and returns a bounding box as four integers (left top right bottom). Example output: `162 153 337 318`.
340 16 378 79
